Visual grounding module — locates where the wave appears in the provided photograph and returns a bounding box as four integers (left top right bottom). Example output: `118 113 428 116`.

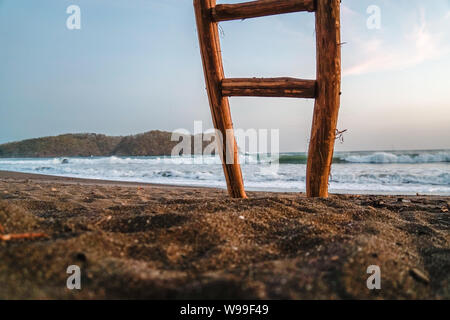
278 151 450 164
3 151 448 166
343 151 450 164
278 155 347 164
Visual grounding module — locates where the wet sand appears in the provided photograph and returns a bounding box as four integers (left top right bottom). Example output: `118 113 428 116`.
0 171 448 299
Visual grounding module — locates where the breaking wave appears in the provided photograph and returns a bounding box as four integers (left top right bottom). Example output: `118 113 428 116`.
278 150 450 164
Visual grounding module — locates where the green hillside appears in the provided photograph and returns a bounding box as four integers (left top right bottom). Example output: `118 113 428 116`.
0 131 199 158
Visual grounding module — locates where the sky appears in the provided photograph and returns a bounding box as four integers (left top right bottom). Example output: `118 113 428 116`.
0 0 449 152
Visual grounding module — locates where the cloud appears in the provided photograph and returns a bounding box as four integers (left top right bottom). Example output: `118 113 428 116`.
343 7 450 76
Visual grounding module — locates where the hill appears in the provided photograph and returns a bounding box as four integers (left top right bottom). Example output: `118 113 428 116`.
0 131 198 158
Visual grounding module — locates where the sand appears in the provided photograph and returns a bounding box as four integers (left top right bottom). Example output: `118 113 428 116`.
0 170 448 300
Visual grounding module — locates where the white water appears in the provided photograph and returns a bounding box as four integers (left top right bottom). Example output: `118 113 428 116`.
0 150 449 195
342 151 450 164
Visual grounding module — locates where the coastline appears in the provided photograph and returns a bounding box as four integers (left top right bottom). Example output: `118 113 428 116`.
1 169 449 196
0 170 448 299
0 170 220 191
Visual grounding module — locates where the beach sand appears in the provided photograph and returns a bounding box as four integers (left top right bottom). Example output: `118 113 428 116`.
0 170 448 299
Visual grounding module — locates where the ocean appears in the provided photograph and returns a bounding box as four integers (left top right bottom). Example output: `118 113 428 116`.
0 150 449 195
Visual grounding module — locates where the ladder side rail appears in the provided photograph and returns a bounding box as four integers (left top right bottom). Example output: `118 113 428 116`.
194 0 247 199
306 0 342 198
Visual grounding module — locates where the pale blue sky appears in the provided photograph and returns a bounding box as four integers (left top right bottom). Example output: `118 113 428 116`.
0 0 449 151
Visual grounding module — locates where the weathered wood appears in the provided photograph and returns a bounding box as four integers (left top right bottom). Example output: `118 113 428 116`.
212 0 315 22
194 0 247 199
306 0 341 198
221 77 316 98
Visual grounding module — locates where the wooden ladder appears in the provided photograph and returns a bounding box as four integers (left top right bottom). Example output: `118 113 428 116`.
194 0 341 198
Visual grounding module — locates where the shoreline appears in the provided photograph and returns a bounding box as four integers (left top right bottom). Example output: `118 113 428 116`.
1 170 449 197
0 170 217 189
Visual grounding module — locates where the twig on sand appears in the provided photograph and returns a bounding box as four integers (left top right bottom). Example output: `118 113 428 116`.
0 232 48 242
0 223 48 241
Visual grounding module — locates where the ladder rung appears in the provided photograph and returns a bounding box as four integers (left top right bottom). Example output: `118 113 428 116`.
212 0 316 22
221 77 316 99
